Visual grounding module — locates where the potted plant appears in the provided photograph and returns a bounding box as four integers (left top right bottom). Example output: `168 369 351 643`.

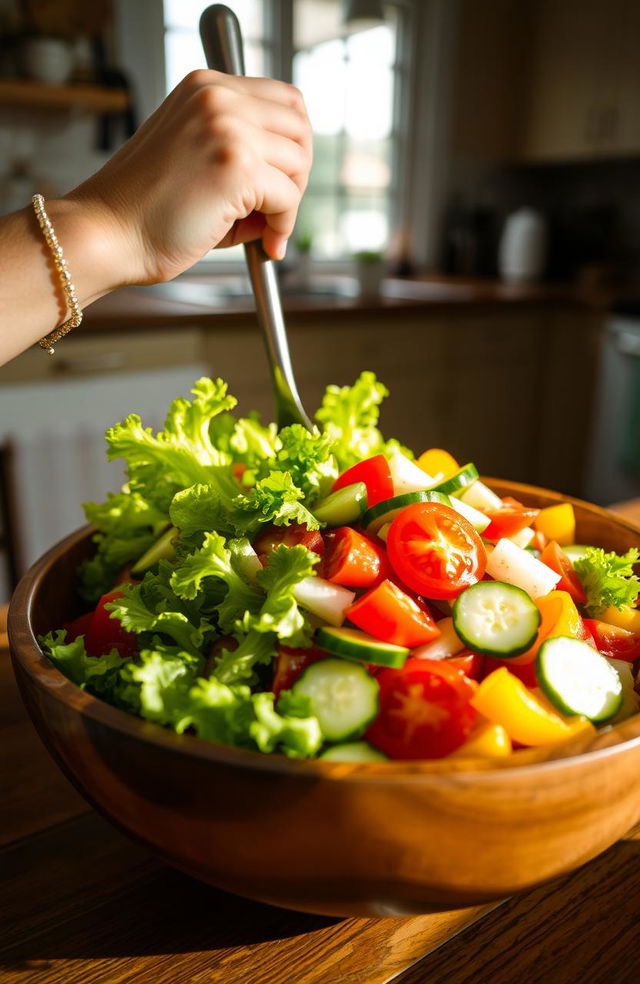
353 249 385 299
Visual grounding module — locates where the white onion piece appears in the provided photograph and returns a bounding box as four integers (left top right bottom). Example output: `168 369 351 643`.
486 538 560 599
387 450 436 494
293 576 356 627
412 617 464 660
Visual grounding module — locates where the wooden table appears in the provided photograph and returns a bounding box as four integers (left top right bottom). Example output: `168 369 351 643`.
3 502 640 984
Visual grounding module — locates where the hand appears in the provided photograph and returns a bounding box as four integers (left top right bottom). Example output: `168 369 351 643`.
68 70 313 286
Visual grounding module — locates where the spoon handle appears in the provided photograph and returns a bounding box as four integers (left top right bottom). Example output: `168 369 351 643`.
199 4 313 430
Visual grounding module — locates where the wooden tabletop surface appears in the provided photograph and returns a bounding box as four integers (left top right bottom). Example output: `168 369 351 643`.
2 500 640 983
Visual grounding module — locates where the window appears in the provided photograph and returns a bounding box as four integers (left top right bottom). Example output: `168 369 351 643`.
161 0 412 262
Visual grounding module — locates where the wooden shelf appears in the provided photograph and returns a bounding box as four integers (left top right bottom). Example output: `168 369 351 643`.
0 79 129 113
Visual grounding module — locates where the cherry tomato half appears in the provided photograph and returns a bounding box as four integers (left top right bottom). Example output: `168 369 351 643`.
386 502 486 600
446 650 484 680
321 526 390 587
83 590 138 658
539 541 586 605
253 523 325 567
366 657 477 759
333 454 394 509
583 620 640 663
482 497 540 541
347 578 440 648
63 611 94 643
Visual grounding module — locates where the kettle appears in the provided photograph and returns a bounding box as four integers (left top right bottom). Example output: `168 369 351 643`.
498 208 548 284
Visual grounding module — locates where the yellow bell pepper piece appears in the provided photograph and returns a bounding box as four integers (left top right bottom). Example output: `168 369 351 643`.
416 448 459 480
534 503 576 546
450 722 512 758
600 604 640 635
470 668 594 746
519 590 586 661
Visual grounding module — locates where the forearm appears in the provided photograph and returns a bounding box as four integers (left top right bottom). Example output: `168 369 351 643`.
0 198 126 366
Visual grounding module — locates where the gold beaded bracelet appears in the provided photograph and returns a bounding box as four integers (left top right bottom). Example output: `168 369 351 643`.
32 194 83 355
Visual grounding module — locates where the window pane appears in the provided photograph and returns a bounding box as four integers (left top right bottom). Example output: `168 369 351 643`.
294 0 343 48
164 0 263 35
309 133 342 189
341 137 391 191
164 31 207 92
294 41 346 135
346 29 394 139
342 193 389 253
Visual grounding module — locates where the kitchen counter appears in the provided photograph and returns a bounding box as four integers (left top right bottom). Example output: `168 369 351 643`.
80 274 608 331
2 499 639 983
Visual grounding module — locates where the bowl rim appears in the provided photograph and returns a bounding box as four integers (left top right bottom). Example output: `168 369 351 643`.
8 479 640 781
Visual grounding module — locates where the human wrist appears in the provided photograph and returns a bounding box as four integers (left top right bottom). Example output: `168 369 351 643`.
47 193 140 303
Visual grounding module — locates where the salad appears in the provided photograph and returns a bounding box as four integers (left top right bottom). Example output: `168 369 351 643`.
40 372 640 762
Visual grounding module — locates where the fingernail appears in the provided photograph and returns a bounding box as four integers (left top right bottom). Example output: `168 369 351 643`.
278 240 288 260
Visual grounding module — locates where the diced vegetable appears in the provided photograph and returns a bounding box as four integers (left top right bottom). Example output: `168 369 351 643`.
387 449 436 494
510 527 536 549
563 544 593 566
447 496 491 533
482 499 539 542
272 645 327 699
583 619 640 662
452 581 540 657
539 541 586 605
312 482 368 527
320 741 388 762
520 589 593 663
471 667 594 745
321 526 387 587
86 590 138 658
449 721 512 758
416 448 459 481
347 579 440 648
412 616 464 661
292 658 379 742
599 604 640 635
316 625 409 668
534 503 576 546
460 480 502 511
333 454 393 508
292 576 356 626
536 636 623 723
486 538 561 599
607 658 640 725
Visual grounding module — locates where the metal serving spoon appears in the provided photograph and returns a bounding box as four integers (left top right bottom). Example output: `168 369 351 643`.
199 3 313 431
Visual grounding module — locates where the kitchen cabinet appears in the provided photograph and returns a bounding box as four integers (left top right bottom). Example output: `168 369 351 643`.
452 0 640 163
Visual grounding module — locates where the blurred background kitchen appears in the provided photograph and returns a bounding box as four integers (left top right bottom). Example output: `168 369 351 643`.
1 0 639 602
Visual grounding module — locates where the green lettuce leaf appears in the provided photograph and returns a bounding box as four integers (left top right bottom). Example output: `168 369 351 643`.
263 424 337 503
123 644 199 726
575 547 640 616
314 370 390 469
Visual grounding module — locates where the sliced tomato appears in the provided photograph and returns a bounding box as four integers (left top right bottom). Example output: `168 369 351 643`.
481 654 538 688
321 526 390 587
272 645 328 699
253 523 325 567
63 611 94 643
365 657 477 759
446 650 483 680
583 619 640 663
482 497 540 541
83 590 138 658
347 578 440 648
333 454 393 508
539 541 586 605
387 502 486 600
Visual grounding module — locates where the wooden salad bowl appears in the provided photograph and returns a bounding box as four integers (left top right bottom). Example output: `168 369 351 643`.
8 479 640 917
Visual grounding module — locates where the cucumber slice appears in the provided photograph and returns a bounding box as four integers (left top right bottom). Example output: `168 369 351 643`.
452 580 540 657
292 658 379 742
362 490 450 534
131 526 176 575
536 636 623 723
562 545 593 566
429 463 479 498
313 482 367 527
460 480 502 511
320 741 388 762
317 625 409 668
448 496 490 533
